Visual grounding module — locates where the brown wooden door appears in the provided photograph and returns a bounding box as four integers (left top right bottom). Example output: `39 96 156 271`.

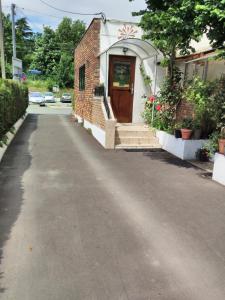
108 55 136 123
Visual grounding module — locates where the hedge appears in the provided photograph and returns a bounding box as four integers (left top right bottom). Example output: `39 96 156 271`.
0 79 28 141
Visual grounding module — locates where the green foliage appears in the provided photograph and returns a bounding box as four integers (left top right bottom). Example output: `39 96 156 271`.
195 0 225 49
181 117 193 129
185 76 215 120
26 79 49 92
204 131 220 157
143 69 183 132
15 18 35 70
46 78 57 92
131 0 202 80
0 80 28 142
211 76 225 131
131 0 225 80
140 63 152 86
1 14 35 75
31 18 85 88
57 53 74 88
31 26 60 78
185 76 225 136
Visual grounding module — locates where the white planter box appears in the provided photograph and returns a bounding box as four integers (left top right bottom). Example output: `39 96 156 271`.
156 130 208 160
213 153 225 186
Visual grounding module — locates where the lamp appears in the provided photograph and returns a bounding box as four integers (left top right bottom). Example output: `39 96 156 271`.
123 47 129 55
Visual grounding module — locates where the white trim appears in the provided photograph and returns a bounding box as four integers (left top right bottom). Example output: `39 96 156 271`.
74 114 83 124
213 153 225 186
156 130 208 160
0 114 27 164
83 119 106 147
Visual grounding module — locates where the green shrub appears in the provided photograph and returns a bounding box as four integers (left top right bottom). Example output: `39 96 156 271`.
143 68 183 133
185 76 217 136
0 79 28 141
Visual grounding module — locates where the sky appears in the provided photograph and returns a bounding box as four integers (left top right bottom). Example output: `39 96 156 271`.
2 0 146 32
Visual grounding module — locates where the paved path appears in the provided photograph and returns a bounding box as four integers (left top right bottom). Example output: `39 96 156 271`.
0 114 225 300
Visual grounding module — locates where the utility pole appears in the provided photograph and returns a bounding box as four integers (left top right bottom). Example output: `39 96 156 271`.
0 0 6 79
11 3 16 58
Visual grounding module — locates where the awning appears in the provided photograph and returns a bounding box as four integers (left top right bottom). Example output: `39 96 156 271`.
99 38 159 60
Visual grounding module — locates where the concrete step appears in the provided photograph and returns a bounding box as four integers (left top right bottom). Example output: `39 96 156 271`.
116 125 154 132
115 144 161 149
116 130 156 138
115 137 159 145
114 123 160 149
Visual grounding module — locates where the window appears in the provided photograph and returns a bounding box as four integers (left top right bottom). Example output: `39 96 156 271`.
113 61 131 88
79 65 85 91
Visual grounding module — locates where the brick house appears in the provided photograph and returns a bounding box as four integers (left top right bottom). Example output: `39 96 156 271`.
74 18 224 149
74 18 163 149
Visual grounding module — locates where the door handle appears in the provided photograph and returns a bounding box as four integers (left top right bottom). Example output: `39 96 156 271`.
130 83 134 95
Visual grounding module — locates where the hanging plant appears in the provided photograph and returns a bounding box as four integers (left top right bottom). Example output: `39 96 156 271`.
140 63 152 87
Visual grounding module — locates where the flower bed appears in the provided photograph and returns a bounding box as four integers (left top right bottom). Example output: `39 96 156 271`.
156 130 208 160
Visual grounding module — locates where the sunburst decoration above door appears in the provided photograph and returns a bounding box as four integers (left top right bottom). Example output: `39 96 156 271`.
118 24 138 40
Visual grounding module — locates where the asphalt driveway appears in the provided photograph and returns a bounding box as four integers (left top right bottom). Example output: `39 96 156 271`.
0 114 225 300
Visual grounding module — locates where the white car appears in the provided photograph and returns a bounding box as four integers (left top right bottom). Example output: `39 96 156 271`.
29 92 45 105
44 92 55 103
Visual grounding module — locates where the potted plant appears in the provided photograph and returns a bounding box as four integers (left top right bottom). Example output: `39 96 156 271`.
196 147 210 162
218 127 225 155
181 118 193 140
193 119 202 140
174 122 182 138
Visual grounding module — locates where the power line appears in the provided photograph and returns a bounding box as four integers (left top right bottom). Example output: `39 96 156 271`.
19 7 63 20
39 0 106 20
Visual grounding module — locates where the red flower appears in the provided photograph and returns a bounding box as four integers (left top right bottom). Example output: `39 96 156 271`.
149 96 155 103
156 104 161 111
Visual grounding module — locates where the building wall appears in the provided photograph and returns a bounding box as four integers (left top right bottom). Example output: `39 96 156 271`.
74 19 105 129
99 19 165 123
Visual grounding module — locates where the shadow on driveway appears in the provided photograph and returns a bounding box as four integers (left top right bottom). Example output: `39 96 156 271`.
0 114 38 294
125 149 194 169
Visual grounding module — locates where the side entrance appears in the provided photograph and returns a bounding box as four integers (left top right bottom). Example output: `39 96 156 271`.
108 55 136 123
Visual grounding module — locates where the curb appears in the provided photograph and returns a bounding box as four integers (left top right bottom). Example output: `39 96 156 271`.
0 113 28 164
187 160 213 173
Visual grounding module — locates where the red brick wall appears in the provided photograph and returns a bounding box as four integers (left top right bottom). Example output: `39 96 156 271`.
74 19 105 128
176 100 194 121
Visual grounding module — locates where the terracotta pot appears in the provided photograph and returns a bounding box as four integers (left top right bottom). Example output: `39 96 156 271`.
218 139 225 154
181 129 192 140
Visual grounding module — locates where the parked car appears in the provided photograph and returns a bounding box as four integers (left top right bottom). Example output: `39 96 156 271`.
61 93 72 103
44 92 55 103
29 92 45 106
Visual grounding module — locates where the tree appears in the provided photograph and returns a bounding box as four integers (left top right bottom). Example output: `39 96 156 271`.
0 14 35 77
55 18 85 87
16 18 35 70
56 18 85 55
31 26 60 77
2 14 13 71
31 17 85 87
195 0 225 58
57 53 74 87
131 0 202 81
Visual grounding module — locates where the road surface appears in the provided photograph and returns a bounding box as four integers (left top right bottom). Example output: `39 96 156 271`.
0 113 225 300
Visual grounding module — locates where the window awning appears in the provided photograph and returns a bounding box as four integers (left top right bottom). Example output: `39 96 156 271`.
99 38 159 60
